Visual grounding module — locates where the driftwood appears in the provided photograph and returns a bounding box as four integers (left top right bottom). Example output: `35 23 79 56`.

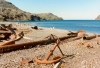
0 35 78 53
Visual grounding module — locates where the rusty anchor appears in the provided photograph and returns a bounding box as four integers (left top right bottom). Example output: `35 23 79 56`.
34 39 61 64
34 35 64 64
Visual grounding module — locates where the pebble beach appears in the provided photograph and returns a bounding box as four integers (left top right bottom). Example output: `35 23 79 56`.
0 22 100 68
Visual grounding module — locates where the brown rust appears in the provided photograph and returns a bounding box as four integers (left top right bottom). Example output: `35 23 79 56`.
86 44 93 48
0 24 8 31
34 39 61 64
78 34 100 46
0 32 12 40
0 34 78 53
50 34 64 56
0 24 18 40
0 39 49 53
0 40 15 46
83 34 100 40
21 58 33 68
67 30 86 37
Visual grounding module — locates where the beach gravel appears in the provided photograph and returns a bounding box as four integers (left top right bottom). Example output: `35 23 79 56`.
0 22 100 68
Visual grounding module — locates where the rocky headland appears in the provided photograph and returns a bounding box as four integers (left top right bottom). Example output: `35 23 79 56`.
95 15 100 20
0 0 63 21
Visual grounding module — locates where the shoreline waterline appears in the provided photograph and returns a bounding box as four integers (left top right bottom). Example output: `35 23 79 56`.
0 21 97 35
15 20 100 34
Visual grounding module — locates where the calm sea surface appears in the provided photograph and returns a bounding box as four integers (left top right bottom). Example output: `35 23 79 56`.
19 20 100 34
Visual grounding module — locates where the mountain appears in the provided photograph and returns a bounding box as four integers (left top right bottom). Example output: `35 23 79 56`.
95 15 100 20
35 13 63 20
0 0 19 10
0 0 63 21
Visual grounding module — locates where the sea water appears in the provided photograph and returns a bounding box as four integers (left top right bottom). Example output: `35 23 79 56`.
19 20 100 34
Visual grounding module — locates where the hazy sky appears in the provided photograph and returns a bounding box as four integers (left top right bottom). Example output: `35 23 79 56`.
6 0 100 20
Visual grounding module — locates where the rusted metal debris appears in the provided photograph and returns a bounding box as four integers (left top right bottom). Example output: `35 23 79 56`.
21 58 33 68
21 35 64 66
83 34 100 40
78 34 100 48
0 24 16 31
0 24 24 41
0 24 8 31
34 36 62 64
86 44 93 48
0 31 12 40
50 34 64 56
0 29 87 53
0 24 16 40
67 30 86 37
82 34 100 45
0 30 86 53
0 40 15 46
0 32 82 53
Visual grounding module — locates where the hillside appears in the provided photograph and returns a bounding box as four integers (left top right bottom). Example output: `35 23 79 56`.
35 13 63 20
0 0 63 21
95 15 100 20
0 0 19 10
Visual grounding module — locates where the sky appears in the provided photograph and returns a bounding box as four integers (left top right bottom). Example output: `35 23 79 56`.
6 0 100 20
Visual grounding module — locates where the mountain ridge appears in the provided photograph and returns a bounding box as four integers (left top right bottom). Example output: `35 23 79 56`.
0 0 63 21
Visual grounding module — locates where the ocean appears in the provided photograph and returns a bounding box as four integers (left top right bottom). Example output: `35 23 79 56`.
19 20 100 34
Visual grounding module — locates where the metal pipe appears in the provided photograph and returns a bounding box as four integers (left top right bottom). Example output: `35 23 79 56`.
0 35 77 53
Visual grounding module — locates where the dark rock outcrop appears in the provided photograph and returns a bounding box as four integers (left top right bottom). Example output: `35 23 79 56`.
0 0 63 21
95 15 100 20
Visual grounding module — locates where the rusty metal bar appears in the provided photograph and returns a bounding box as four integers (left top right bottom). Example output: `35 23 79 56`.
0 35 77 53
83 34 100 40
0 40 15 46
50 34 64 56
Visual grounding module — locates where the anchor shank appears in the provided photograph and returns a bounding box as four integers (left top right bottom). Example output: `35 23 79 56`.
44 51 53 60
57 45 64 56
45 40 59 60
50 34 64 56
